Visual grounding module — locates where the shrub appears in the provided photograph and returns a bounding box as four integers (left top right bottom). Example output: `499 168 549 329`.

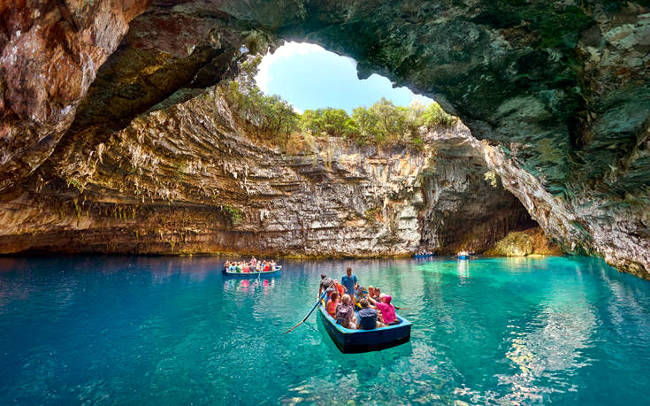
221 56 457 150
222 56 299 142
419 102 457 129
222 205 243 225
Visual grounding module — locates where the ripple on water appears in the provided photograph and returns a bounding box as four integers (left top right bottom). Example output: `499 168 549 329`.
0 256 649 405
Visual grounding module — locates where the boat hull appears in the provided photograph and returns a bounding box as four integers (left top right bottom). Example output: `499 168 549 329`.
413 254 434 258
457 255 470 260
223 266 282 277
318 304 411 353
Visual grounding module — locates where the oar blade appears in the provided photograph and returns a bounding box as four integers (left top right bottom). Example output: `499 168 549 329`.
285 294 324 334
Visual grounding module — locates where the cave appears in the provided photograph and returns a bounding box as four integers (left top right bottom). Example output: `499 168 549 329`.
2 2 650 403
0 1 648 277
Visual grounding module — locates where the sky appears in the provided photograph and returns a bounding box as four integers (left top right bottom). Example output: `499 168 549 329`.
255 42 432 113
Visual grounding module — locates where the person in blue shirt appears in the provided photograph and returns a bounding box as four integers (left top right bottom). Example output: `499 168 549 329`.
341 267 358 299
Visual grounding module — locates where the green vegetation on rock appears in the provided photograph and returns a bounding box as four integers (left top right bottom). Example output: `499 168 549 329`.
221 56 457 150
222 205 243 225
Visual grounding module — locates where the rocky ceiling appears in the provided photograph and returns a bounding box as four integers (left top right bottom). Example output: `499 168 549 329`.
0 1 648 277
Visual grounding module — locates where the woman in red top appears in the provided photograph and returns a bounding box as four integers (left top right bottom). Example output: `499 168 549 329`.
334 282 345 297
327 292 339 317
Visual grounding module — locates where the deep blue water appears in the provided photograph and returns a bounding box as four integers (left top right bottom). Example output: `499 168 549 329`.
0 256 649 405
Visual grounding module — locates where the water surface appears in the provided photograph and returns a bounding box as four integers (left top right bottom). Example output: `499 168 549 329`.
0 256 649 404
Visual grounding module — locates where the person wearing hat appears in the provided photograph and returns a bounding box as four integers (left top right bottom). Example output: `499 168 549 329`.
375 295 396 324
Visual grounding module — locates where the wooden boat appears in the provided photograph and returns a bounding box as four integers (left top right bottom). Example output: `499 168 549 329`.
318 302 411 353
223 265 282 276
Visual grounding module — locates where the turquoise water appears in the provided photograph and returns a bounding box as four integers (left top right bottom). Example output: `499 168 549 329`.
0 256 649 405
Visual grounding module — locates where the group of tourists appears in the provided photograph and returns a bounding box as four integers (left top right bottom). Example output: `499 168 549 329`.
319 267 397 330
225 257 276 273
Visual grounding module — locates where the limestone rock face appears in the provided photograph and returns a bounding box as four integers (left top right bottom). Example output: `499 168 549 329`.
0 0 150 190
0 89 533 257
1 0 648 276
485 227 563 257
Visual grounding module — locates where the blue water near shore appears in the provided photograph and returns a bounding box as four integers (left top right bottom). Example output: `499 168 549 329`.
0 256 649 405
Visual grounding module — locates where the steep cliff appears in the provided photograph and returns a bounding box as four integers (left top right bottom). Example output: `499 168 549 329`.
0 88 534 256
0 1 648 276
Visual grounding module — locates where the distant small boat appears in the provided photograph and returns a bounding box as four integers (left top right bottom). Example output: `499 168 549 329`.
223 265 282 276
457 251 471 260
413 253 435 258
318 302 411 353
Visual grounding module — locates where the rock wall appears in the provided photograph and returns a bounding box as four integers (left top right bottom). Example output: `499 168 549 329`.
0 0 648 276
0 0 150 190
485 227 563 257
0 88 533 257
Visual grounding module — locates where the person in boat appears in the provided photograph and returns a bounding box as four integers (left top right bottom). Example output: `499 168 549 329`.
375 295 396 325
319 274 335 299
243 263 250 273
335 294 357 329
263 261 270 272
367 286 384 306
369 286 382 303
327 292 339 317
354 285 368 304
357 299 384 330
334 280 345 298
251 256 257 267
341 267 358 300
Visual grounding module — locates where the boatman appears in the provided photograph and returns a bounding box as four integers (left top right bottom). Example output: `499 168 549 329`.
319 274 335 298
341 267 358 300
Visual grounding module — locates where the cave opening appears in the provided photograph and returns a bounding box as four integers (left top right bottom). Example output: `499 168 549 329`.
0 31 552 258
254 42 433 112
1 0 647 274
227 41 550 256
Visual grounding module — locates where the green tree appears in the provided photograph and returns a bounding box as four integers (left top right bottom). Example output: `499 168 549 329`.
300 109 323 134
351 106 378 145
222 55 456 149
222 56 299 140
320 108 349 137
419 102 457 129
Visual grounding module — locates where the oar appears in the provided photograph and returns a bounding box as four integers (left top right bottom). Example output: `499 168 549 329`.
394 306 413 311
285 292 325 334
